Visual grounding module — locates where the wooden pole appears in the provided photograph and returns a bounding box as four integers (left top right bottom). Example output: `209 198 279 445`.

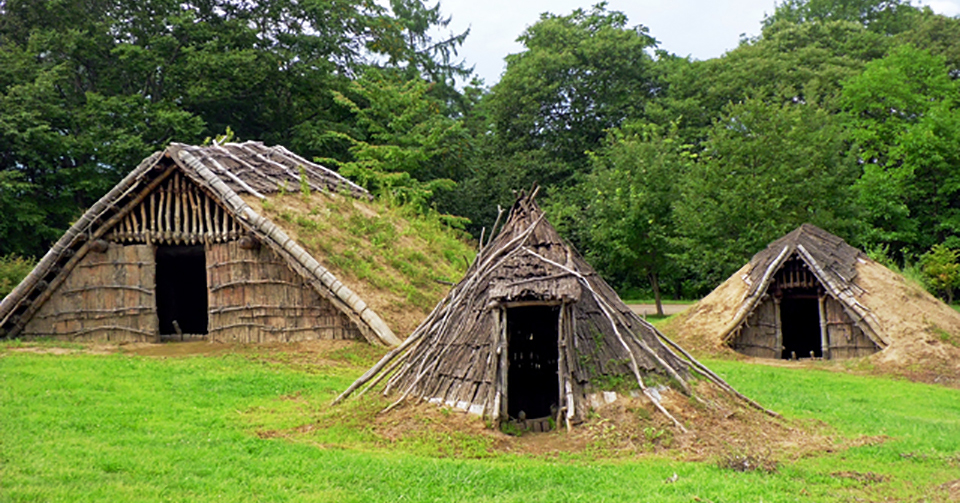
774 297 782 359
818 294 829 360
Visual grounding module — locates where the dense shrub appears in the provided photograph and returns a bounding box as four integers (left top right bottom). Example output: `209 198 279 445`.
0 255 35 299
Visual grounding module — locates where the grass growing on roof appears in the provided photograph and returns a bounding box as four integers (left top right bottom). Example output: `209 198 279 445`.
247 190 476 337
2 340 960 502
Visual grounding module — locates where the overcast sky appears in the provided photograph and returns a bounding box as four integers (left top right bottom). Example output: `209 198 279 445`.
430 0 960 86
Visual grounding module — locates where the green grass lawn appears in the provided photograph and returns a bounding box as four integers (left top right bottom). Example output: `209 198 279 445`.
2 344 959 502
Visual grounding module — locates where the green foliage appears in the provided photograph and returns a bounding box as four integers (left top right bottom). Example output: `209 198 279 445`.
651 19 889 146
842 45 960 257
485 3 658 178
762 0 922 35
0 253 35 299
321 67 469 213
919 244 960 303
673 99 860 291
553 121 691 306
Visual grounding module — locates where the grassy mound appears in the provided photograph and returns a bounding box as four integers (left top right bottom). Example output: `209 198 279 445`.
246 191 476 338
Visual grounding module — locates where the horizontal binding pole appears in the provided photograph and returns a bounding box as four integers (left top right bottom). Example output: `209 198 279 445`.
209 279 304 292
206 259 287 269
76 261 152 268
24 325 156 339
207 323 339 333
34 306 155 320
59 285 154 296
209 305 328 314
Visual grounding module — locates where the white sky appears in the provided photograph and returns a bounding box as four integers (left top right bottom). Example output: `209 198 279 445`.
431 0 960 86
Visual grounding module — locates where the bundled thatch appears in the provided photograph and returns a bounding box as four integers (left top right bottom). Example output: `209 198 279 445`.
0 142 399 346
335 189 773 430
666 224 960 367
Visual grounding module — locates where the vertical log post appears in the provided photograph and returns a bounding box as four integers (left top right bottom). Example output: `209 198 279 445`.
818 293 829 360
497 307 509 423
773 297 782 359
556 302 568 430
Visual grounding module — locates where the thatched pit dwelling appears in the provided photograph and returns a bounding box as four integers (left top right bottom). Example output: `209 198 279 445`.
336 190 771 431
0 142 399 346
668 224 960 363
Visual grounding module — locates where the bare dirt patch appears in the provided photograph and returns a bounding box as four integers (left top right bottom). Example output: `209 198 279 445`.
940 479 960 502
291 380 840 463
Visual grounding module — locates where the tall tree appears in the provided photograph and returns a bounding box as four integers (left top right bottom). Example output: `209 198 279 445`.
557 122 691 314
762 0 922 35
647 19 890 149
317 67 471 211
842 44 960 255
673 99 860 291
484 3 659 181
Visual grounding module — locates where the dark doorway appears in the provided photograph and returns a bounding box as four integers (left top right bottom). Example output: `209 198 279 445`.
156 245 208 339
780 290 821 359
506 305 560 420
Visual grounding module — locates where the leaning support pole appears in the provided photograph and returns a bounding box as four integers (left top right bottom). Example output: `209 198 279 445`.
331 329 425 406
655 331 781 418
520 247 688 433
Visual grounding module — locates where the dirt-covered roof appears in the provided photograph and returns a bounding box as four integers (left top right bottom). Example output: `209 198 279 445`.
663 224 960 384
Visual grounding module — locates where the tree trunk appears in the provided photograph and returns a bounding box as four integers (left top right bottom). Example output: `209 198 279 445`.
648 270 663 316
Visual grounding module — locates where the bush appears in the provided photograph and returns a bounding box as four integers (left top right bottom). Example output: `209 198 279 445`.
919 244 960 303
0 254 36 299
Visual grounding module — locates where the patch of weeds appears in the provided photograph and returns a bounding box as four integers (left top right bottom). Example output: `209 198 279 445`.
325 342 387 367
295 215 328 233
831 471 889 485
643 426 671 446
591 372 637 392
717 448 778 473
628 405 651 421
499 420 525 437
299 166 311 199
929 324 960 347
403 285 433 311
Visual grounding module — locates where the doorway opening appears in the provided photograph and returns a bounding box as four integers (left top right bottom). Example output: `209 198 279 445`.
779 289 821 359
506 305 560 421
156 245 208 340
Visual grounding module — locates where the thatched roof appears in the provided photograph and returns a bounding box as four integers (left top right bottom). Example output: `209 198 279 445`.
729 223 884 347
665 224 960 371
0 141 399 346
335 190 773 429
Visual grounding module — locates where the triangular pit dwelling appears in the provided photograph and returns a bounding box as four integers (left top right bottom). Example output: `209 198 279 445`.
668 224 960 366
0 142 399 346
335 189 772 431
